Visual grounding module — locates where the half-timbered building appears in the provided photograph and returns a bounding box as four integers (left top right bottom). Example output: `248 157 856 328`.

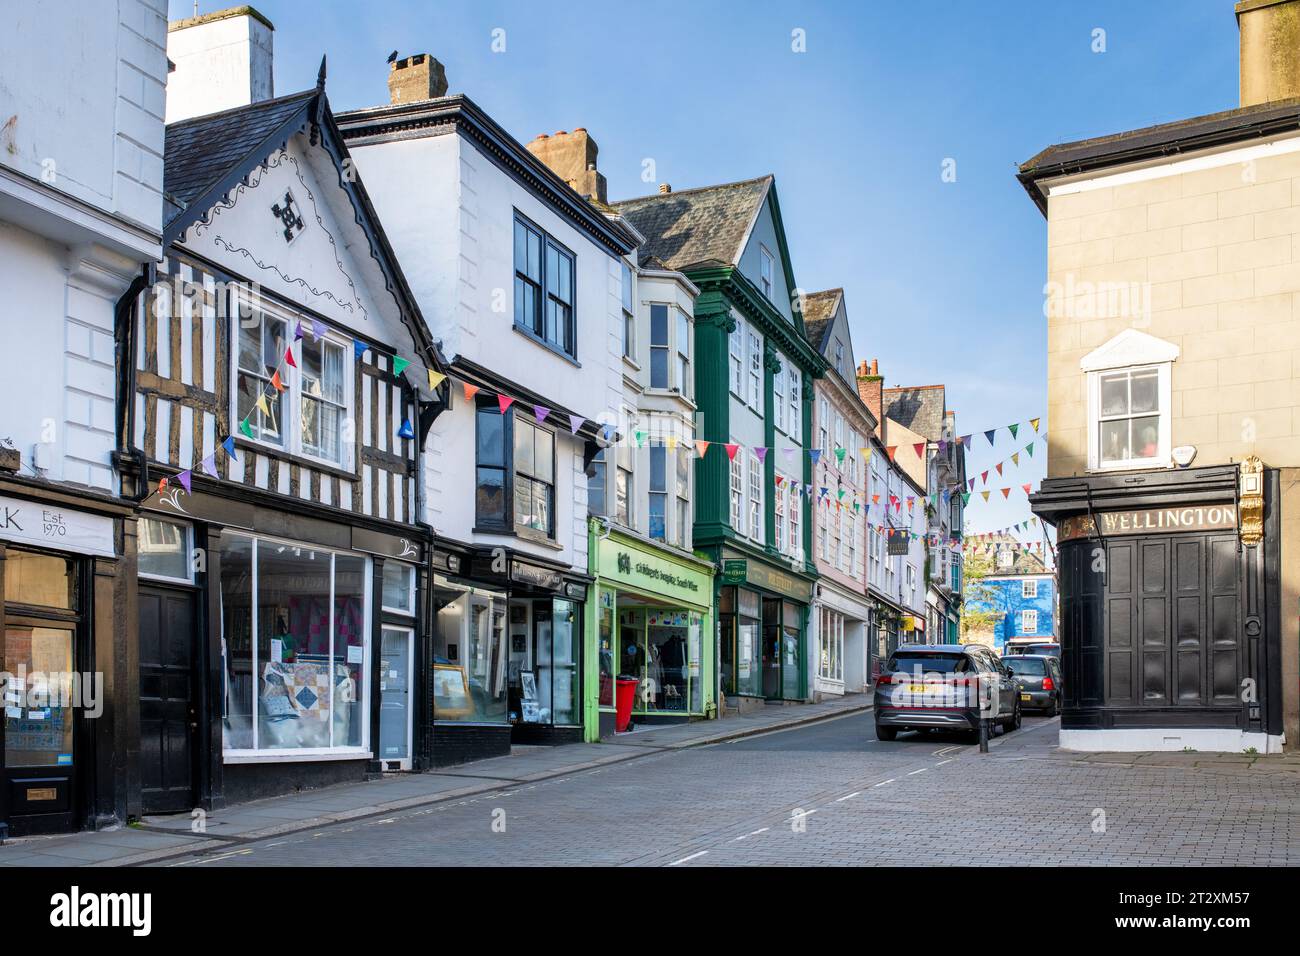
117 58 447 810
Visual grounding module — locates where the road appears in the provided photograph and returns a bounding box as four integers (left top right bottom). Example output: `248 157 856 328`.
160 712 1300 866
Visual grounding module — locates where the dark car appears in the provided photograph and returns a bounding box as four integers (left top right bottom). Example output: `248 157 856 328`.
873 644 1021 741
1002 654 1062 716
1007 640 1060 658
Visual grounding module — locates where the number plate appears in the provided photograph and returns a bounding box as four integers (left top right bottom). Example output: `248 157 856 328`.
1019 693 1031 702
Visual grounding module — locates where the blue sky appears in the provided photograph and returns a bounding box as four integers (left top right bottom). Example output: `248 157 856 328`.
171 1 1240 547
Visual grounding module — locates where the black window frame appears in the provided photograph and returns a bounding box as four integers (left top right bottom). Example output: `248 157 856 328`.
513 211 577 360
474 396 558 540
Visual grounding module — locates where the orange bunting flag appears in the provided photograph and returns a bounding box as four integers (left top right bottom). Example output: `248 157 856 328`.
270 370 285 392
695 440 710 458
1001 488 1011 499
995 463 1003 476
886 446 898 461
725 443 741 461
463 383 480 401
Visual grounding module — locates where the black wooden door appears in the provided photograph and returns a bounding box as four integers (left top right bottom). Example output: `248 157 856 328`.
139 586 197 814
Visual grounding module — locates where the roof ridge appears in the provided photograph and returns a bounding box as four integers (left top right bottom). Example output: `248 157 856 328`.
611 174 773 206
166 89 316 130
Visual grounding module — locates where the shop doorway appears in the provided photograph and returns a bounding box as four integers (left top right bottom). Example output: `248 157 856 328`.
762 598 803 701
508 598 581 733
378 625 414 770
138 585 199 815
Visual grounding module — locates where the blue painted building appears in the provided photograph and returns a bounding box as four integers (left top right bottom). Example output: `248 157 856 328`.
963 536 1056 654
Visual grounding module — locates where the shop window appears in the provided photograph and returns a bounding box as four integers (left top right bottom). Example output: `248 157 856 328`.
432 580 508 724
382 561 416 615
597 589 615 708
617 601 704 714
819 607 844 683
138 517 192 582
220 534 370 755
4 550 73 610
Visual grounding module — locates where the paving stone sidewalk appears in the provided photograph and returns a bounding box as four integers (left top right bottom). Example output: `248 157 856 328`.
0 693 872 867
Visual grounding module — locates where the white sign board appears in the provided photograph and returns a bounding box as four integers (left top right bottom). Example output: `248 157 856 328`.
0 494 116 558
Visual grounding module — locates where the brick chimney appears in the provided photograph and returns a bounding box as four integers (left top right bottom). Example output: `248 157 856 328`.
1238 0 1300 106
387 53 448 104
525 128 608 203
166 5 274 123
857 359 884 438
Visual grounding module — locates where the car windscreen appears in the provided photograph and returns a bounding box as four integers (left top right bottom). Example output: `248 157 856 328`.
886 653 971 675
1003 658 1046 676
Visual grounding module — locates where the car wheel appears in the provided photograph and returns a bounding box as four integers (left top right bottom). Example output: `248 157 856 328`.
1046 698 1058 718
875 724 898 741
1011 702 1022 731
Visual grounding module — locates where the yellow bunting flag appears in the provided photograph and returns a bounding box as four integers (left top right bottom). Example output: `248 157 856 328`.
256 394 270 416
428 370 446 391
1030 417 1041 432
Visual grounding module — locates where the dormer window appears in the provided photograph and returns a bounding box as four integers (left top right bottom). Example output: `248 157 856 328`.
1082 329 1178 472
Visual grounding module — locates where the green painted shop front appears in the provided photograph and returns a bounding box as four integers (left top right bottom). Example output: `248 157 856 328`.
584 524 715 741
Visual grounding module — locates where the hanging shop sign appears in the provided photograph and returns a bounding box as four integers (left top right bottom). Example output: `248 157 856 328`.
887 532 910 556
1057 504 1237 542
0 494 115 558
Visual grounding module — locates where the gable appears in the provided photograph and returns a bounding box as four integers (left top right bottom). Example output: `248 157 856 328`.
178 133 401 343
738 190 797 326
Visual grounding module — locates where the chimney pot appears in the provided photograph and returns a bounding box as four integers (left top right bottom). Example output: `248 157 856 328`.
659 183 672 194
387 52 448 104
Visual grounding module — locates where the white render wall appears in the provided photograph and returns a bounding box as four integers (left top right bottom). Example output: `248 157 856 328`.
348 127 625 571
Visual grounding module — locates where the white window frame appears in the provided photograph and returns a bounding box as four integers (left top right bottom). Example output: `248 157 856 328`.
137 517 194 584
747 330 762 409
730 452 744 531
1081 330 1179 473
748 451 763 542
774 362 787 432
774 479 786 552
729 318 744 397
1022 578 1038 599
788 368 801 442
621 261 636 363
229 300 356 472
381 560 417 615
1020 609 1039 635
787 484 801 559
759 244 775 299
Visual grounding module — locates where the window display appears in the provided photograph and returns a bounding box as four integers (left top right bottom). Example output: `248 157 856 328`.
615 601 704 714
432 578 508 723
220 533 370 754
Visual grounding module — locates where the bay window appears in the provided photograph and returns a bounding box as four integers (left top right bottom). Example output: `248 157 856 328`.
650 304 669 389
675 445 691 549
649 445 668 541
676 309 691 397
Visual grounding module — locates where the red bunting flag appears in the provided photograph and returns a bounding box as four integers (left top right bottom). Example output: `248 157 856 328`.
1022 483 1032 495
725 443 740 460
497 395 515 415
912 442 925 458
284 346 297 369
981 470 988 485
995 462 1003 476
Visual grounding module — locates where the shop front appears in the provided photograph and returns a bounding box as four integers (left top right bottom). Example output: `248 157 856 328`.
0 481 130 837
586 524 714 740
1032 461 1284 753
426 541 588 766
717 548 813 705
813 582 872 696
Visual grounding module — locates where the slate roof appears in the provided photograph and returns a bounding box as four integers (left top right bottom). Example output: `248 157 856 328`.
163 90 316 229
882 384 947 441
800 289 841 352
966 533 1049 575
610 176 771 272
1018 95 1300 214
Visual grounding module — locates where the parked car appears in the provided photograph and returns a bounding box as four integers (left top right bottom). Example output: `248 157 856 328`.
873 644 1021 741
1002 654 1062 716
1006 640 1060 658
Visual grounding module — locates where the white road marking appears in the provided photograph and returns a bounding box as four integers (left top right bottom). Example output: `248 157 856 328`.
907 768 928 776
749 827 770 836
874 779 896 787
835 791 861 802
669 850 709 866
935 759 954 766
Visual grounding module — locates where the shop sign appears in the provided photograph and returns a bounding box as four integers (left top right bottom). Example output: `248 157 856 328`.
722 550 813 604
1058 504 1237 542
887 532 910 556
511 559 565 593
352 526 423 561
722 559 748 584
599 535 710 606
0 495 115 558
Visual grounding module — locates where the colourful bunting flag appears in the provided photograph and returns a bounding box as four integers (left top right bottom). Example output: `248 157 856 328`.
354 340 369 360
568 414 585 435
177 470 192 493
984 429 996 446
311 319 327 342
1001 488 1011 499
397 419 415 440
834 447 846 464
222 436 238 460
294 321 305 341
755 447 768 463
498 395 515 415
239 419 254 439
809 449 822 464
428 370 446 391
695 440 710 458
463 383 481 401
1030 418 1041 433
533 405 551 424
255 394 270 417
886 446 898 461
270 370 285 392
912 442 925 458
725 443 741 460
1008 423 1019 439
392 356 411 378
284 346 297 369
1022 483 1032 495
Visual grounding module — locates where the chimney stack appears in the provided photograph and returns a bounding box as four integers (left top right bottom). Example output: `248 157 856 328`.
659 183 672 194
857 359 884 439
387 53 448 104
525 128 608 204
1238 0 1300 106
166 5 275 123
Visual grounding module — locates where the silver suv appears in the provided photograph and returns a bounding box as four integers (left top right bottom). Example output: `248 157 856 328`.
873 644 1022 741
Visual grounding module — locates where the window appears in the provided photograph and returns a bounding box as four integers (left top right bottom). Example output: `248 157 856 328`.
848 430 859 484
759 245 775 299
675 446 691 548
774 362 786 432
475 403 555 538
621 262 635 360
220 534 369 754
787 484 800 558
775 481 786 552
1095 366 1162 468
818 396 829 455
676 309 691 397
236 311 288 447
138 517 191 582
847 512 857 574
788 368 801 441
588 447 608 518
1022 579 1038 599
616 439 633 529
234 309 353 465
729 319 744 396
819 607 844 683
819 501 830 561
649 304 670 389
1020 609 1039 634
730 453 744 530
649 445 668 541
382 560 416 615
748 452 763 541
514 213 576 357
747 330 761 408
514 417 555 536
834 338 845 376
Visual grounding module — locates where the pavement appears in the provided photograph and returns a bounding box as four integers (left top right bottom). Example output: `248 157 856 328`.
0 692 873 867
